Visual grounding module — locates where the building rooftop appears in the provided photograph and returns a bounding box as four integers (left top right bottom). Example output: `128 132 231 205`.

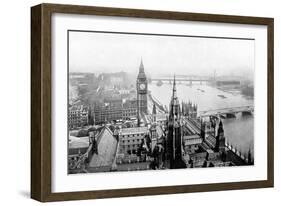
69 104 87 111
69 136 89 149
156 113 168 120
206 149 214 154
183 134 201 140
156 125 164 138
120 127 148 135
183 135 203 146
89 127 118 168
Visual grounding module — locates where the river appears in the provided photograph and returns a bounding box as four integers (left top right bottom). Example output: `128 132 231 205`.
149 83 254 157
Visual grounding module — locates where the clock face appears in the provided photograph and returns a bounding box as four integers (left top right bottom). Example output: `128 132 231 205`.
139 83 146 90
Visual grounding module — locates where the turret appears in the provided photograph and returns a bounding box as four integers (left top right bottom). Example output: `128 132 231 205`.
169 75 181 123
247 148 253 165
137 58 146 78
152 103 157 123
89 131 98 155
200 119 206 140
215 120 226 153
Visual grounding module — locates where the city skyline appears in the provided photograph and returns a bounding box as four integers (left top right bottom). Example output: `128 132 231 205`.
68 30 255 174
69 31 255 78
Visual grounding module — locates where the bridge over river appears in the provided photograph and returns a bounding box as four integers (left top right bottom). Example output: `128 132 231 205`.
150 75 241 86
199 105 254 118
151 77 212 85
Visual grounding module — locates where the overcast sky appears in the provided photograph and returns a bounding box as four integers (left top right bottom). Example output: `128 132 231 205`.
69 31 254 78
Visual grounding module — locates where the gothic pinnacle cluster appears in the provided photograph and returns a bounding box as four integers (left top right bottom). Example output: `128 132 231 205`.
182 100 198 118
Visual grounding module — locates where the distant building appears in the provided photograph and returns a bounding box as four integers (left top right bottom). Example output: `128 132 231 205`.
216 80 240 87
122 99 138 119
93 98 123 124
92 98 138 124
68 105 89 129
119 89 131 95
110 76 123 85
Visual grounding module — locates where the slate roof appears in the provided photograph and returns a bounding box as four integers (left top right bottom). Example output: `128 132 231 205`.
89 127 118 168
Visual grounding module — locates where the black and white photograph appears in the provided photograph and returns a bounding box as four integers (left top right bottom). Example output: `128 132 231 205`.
67 30 255 174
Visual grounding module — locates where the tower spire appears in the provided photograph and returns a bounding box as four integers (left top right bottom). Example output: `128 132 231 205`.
172 74 177 99
218 120 224 132
215 119 225 152
166 73 186 169
152 103 157 115
152 103 157 123
169 74 180 120
139 57 144 73
173 74 176 91
247 147 252 164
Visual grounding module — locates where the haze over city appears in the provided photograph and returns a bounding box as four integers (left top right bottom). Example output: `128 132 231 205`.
69 31 254 79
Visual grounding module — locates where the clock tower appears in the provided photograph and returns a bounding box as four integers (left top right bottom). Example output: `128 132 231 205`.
136 59 148 124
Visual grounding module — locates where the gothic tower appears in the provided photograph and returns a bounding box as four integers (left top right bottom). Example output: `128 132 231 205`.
151 104 157 141
152 103 157 123
166 75 186 169
200 119 206 141
247 148 253 165
136 59 148 125
215 120 226 152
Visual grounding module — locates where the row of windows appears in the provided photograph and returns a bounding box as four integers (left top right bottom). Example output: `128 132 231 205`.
69 111 88 114
122 114 137 116
121 144 140 149
121 133 144 138
120 139 143 144
69 114 86 118
69 120 88 123
97 115 122 117
69 117 88 120
97 112 122 115
122 109 137 113
122 114 137 118
119 145 140 153
185 145 198 149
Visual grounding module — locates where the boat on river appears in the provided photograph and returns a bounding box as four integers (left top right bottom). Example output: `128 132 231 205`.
218 94 227 99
